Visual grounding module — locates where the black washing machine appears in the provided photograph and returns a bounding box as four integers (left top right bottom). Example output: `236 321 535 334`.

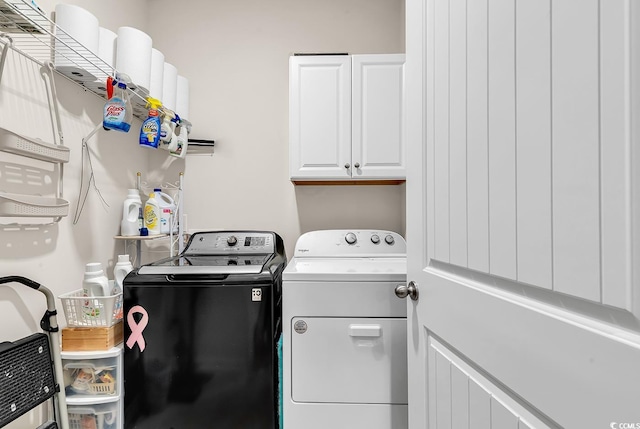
123 231 286 429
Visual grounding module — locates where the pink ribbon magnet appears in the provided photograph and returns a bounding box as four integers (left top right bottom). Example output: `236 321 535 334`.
126 305 149 352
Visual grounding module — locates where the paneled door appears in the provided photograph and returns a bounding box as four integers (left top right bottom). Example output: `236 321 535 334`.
404 0 640 428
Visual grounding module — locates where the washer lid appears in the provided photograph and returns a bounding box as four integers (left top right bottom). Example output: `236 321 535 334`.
137 254 270 275
282 257 406 282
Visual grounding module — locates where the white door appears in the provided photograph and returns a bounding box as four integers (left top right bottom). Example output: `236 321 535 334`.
405 0 640 428
352 54 406 180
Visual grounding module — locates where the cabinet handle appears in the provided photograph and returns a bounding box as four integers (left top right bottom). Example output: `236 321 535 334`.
344 163 351 169
354 162 360 169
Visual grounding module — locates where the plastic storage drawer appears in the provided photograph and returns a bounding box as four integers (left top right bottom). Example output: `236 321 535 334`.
68 403 119 429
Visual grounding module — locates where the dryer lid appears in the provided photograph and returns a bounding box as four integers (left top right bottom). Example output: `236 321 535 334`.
282 257 406 282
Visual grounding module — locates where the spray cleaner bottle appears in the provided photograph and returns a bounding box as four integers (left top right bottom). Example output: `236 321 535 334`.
169 116 190 158
139 97 162 149
159 109 176 149
103 79 133 132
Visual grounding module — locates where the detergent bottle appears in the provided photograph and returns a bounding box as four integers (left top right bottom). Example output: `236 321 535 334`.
103 80 132 132
120 189 142 236
83 262 110 297
144 192 161 235
112 254 133 294
139 97 162 149
153 188 176 234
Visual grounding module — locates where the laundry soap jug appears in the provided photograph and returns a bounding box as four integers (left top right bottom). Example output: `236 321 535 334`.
113 254 133 294
103 81 132 132
153 188 176 234
120 189 142 236
139 97 162 149
144 192 161 235
83 262 110 297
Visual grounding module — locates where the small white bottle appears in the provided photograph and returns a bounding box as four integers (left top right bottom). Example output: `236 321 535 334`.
113 254 133 294
83 262 110 297
120 189 142 236
144 192 161 235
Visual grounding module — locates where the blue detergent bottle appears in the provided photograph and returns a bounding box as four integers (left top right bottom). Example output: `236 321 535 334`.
103 81 133 132
139 97 162 149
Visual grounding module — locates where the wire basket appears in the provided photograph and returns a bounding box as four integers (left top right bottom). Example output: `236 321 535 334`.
59 289 123 327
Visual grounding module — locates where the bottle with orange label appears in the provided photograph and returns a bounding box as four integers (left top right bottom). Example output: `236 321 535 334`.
139 97 162 149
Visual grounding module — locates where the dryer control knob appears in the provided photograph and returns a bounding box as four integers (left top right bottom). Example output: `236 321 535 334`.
227 235 238 246
371 234 380 244
385 235 395 245
345 232 357 245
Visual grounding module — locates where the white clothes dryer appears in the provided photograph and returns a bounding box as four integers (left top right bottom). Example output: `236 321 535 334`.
282 230 407 429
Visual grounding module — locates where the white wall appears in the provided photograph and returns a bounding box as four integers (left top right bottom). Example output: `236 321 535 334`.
146 0 406 258
0 1 404 425
0 1 150 427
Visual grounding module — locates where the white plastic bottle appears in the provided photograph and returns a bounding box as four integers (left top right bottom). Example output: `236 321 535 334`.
120 189 142 236
113 254 133 294
83 262 110 297
153 188 176 234
144 192 161 235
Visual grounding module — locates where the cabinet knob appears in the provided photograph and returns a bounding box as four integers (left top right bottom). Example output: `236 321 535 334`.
344 163 351 169
354 162 360 169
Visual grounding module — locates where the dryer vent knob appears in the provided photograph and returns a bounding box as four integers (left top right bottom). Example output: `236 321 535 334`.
371 234 380 244
345 232 357 245
385 235 395 245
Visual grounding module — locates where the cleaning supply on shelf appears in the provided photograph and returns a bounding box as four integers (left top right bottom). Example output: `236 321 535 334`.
113 254 133 294
137 207 145 235
83 262 110 297
159 109 176 147
120 189 142 236
144 192 161 235
139 97 162 149
153 188 176 234
169 117 189 158
103 80 132 132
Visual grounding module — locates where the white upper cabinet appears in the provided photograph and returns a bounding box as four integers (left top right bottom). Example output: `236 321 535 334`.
289 54 405 183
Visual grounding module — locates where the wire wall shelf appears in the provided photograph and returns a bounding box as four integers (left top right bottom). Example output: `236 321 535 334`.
0 0 154 119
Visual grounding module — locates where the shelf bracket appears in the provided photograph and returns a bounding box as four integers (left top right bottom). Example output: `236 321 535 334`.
0 33 13 86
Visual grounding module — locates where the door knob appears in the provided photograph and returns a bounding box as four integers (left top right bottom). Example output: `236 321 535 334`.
395 281 419 301
344 163 351 169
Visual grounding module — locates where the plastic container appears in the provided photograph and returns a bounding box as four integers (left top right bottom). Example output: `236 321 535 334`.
139 97 161 149
153 188 176 234
59 289 122 327
113 254 133 294
143 192 161 235
62 352 119 398
103 81 132 132
68 403 119 429
83 263 110 297
120 189 141 236
169 121 188 158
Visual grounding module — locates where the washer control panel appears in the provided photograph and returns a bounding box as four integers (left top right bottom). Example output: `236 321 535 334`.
294 230 406 257
185 231 275 255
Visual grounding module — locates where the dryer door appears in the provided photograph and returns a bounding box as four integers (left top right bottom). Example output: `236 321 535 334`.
291 317 407 404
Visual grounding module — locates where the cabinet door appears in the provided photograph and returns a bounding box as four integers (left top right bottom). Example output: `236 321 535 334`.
289 55 352 180
352 54 406 179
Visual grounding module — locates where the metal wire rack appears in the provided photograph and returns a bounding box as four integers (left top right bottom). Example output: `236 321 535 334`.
0 0 152 118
